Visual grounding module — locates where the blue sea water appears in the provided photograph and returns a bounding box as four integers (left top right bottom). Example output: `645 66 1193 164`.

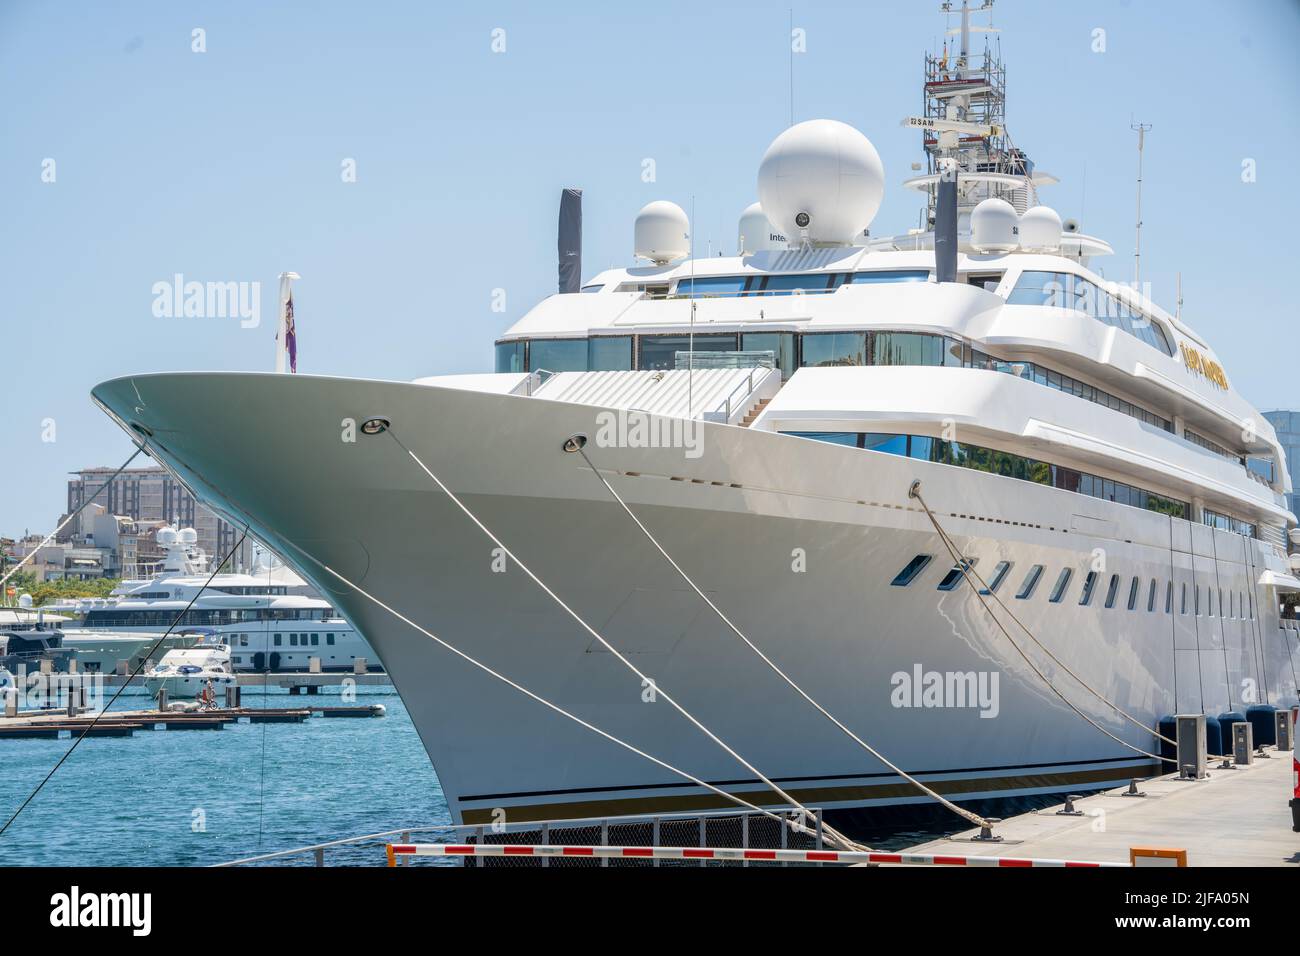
0 687 454 867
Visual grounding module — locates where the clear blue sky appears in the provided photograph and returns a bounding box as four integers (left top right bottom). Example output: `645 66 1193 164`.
2 0 1298 536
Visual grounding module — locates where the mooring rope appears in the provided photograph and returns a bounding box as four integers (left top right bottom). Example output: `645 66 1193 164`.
909 482 1178 765
380 428 865 851
574 444 993 831
0 447 144 592
0 526 249 839
279 537 854 848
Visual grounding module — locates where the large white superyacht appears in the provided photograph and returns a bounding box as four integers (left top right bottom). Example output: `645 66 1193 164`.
91 2 1299 831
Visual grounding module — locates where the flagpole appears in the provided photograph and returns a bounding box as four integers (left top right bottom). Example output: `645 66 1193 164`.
276 272 300 373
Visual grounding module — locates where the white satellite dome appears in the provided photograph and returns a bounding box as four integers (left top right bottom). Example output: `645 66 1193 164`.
970 197 1019 253
178 528 198 545
737 202 787 254
17 593 33 609
633 201 690 265
157 527 178 546
1019 205 1063 252
756 119 885 246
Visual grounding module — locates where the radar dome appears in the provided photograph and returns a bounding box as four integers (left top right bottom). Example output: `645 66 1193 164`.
737 202 787 254
970 197 1019 253
17 593 32 609
178 528 198 545
634 201 690 265
756 119 885 245
1019 205 1063 252
157 527 178 546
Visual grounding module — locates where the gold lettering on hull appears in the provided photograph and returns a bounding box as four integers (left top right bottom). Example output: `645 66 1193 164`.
1179 342 1228 390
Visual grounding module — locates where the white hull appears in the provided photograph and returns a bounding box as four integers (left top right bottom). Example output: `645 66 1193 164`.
94 373 1300 825
145 672 236 699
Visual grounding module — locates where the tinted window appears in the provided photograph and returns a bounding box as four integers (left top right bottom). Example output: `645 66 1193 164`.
588 336 633 371
1016 565 1044 600
529 338 587 372
741 332 796 378
937 559 976 592
638 334 737 370
676 275 748 297
495 341 525 373
980 561 1012 595
871 332 961 368
1049 568 1073 603
800 332 867 367
891 554 933 587
761 274 832 295
1104 574 1121 608
851 270 930 284
1079 571 1099 606
1127 577 1140 610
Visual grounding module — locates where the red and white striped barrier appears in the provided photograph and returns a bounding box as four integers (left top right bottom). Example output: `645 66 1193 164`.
385 842 1127 867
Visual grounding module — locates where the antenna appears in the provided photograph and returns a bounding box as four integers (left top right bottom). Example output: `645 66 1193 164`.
1131 121 1151 287
1176 271 1183 321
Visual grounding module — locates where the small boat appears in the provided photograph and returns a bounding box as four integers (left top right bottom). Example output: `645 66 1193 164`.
144 630 236 700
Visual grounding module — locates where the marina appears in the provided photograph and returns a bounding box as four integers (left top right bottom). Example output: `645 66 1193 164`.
1 1 1298 937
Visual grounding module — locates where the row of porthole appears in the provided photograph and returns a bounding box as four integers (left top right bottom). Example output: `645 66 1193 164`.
893 554 1257 620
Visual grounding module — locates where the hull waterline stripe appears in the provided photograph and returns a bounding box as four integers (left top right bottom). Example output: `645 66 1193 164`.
456 763 1162 824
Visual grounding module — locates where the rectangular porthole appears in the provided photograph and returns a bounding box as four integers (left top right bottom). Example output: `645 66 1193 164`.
1127 576 1140 611
891 554 934 587
1104 574 1121 609
1181 583 1188 615
1165 580 1173 614
1079 570 1099 606
937 558 976 591
979 560 1013 595
1207 588 1215 617
1016 565 1045 600
1048 568 1072 603
1148 579 1158 612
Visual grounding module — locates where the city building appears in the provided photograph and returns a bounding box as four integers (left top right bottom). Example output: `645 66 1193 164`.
62 466 254 575
1262 410 1300 524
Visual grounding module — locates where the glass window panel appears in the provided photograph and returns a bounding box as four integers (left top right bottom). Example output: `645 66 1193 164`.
787 432 859 447
862 434 909 456
1016 565 1045 600
495 341 525 373
638 334 736 370
979 561 1013 595
587 336 633 371
890 554 933 587
529 338 587 372
850 270 930 284
1079 571 1099 606
762 273 831 295
1049 568 1073 603
872 332 947 367
800 332 866 367
675 275 747 297
1104 574 1121 608
741 333 796 378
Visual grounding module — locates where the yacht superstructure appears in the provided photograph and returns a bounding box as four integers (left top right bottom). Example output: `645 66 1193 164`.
90 2 1299 831
62 527 380 673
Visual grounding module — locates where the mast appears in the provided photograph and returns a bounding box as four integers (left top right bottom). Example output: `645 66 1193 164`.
1131 122 1151 286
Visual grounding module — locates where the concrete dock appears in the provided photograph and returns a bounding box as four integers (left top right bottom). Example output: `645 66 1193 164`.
904 748 1298 867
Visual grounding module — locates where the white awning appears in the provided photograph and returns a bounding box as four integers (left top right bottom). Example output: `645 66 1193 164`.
1257 569 1300 592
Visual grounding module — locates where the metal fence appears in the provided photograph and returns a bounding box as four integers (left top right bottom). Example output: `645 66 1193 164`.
215 808 825 868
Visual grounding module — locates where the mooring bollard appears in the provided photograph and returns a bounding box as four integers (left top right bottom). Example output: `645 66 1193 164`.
157 688 168 713
353 657 368 675
309 656 321 674
1277 710 1294 753
1232 722 1254 765
116 659 129 677
1175 714 1208 779
4 689 17 718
